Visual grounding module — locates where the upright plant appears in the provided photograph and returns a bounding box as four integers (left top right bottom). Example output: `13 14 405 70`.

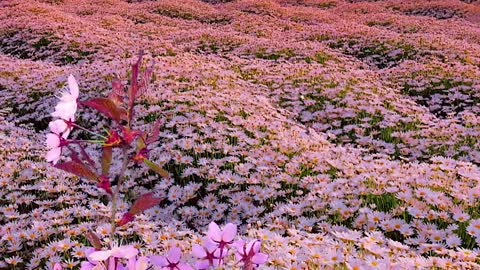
46 51 165 265
46 52 267 270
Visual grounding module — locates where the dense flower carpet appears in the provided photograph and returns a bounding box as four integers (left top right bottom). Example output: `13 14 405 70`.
1 0 480 269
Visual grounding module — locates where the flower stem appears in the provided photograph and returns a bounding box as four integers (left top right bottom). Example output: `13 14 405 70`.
72 123 108 139
109 145 129 247
70 139 104 144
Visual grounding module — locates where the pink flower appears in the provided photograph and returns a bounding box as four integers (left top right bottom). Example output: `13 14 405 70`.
46 74 79 164
150 247 193 270
207 222 237 265
52 74 79 121
234 239 268 269
192 239 222 269
45 132 64 165
53 263 62 270
45 119 72 165
127 256 149 270
49 118 74 139
88 245 139 261
207 222 237 244
80 248 99 270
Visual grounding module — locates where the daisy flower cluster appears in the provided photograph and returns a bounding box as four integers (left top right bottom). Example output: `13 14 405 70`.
1 0 480 269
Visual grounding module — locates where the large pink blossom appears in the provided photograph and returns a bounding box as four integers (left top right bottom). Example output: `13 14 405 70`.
51 74 79 121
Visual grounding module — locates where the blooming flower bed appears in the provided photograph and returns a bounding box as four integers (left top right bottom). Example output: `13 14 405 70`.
1 0 480 269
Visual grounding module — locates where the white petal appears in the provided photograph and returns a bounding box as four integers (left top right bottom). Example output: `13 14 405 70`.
88 250 114 261
251 253 268 264
149 256 168 267
191 244 206 258
46 147 61 164
233 240 246 256
247 240 261 253
167 247 181 263
222 223 237 242
112 245 138 259
136 257 149 270
207 222 222 243
68 74 79 98
46 133 60 148
52 100 77 120
49 119 67 134
58 91 75 102
62 128 72 139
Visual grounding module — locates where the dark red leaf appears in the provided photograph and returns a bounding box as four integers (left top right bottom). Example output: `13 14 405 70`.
129 193 161 216
85 231 102 250
79 143 96 168
128 51 143 122
136 63 154 98
130 51 143 98
112 77 125 97
82 98 127 123
109 78 124 106
55 160 97 181
104 130 122 147
121 127 142 145
97 176 112 195
146 119 162 145
117 212 134 227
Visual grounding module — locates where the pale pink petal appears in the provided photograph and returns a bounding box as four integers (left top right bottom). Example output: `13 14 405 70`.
46 133 60 148
46 147 61 164
135 257 149 270
222 223 237 242
251 253 268 264
112 245 138 259
149 256 168 267
108 257 115 270
247 240 261 253
85 248 97 264
214 248 227 258
207 222 222 243
62 128 72 140
233 240 246 256
88 250 114 261
49 119 67 134
191 244 207 258
68 74 79 98
80 262 95 270
92 265 106 270
178 263 193 270
204 239 218 253
52 100 77 120
167 247 182 263
194 260 210 270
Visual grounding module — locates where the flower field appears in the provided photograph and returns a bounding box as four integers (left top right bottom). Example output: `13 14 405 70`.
1 0 480 269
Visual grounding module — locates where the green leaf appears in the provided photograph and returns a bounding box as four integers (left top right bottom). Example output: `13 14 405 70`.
101 146 112 176
144 159 169 179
